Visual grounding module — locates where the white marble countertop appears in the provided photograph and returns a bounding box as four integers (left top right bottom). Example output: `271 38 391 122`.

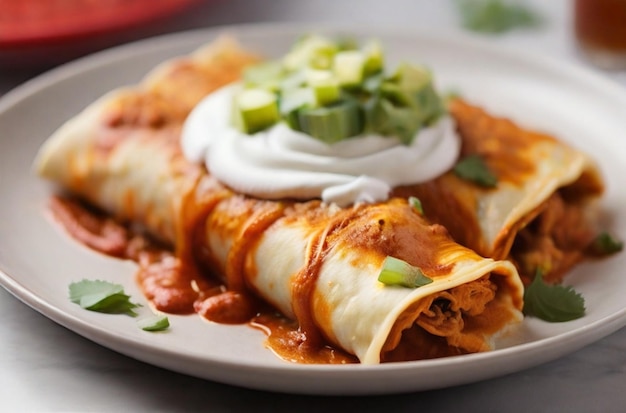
2 1 626 411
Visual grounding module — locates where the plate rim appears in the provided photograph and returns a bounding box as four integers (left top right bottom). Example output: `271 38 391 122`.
1 22 626 395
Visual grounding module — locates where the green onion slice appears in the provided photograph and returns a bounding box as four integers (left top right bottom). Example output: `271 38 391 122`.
296 100 364 144
232 35 447 145
408 196 424 215
283 35 338 72
233 88 280 134
306 69 341 106
388 63 432 91
364 97 423 145
313 83 341 107
362 39 384 76
378 256 433 288
333 50 366 87
243 61 284 91
279 87 315 115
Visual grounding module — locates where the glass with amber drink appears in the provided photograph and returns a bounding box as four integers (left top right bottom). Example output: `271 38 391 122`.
574 0 626 70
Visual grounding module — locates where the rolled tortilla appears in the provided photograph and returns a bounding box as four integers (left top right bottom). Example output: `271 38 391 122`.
35 35 261 244
394 99 605 284
201 196 523 363
35 36 524 363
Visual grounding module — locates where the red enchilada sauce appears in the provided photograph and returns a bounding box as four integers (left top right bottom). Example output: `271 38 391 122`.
48 195 357 363
48 193 510 365
44 96 588 364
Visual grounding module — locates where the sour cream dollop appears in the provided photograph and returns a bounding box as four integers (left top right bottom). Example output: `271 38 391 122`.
182 83 461 207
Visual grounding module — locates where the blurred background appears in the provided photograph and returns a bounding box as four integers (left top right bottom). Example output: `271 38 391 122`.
1 0 625 93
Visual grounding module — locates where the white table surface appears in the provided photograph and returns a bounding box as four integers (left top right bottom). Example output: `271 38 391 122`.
1 1 626 411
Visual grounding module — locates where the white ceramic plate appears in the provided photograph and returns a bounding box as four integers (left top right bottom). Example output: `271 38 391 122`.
1 24 626 396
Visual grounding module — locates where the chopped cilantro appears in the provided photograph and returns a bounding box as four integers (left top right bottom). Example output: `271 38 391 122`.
69 279 140 317
453 154 498 188
523 271 585 322
455 0 542 34
82 293 141 316
137 315 170 332
69 279 122 303
69 279 170 332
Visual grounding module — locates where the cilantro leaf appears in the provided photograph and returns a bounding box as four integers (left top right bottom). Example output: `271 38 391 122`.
453 154 498 188
523 271 585 322
69 279 123 304
69 279 141 317
137 315 170 332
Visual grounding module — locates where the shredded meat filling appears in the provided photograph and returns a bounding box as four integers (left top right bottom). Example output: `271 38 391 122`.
511 191 597 284
382 275 499 361
417 276 496 347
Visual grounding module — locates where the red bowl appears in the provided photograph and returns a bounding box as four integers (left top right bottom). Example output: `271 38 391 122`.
0 0 202 68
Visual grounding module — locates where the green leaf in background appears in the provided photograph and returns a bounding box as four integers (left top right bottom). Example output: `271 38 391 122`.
455 0 543 34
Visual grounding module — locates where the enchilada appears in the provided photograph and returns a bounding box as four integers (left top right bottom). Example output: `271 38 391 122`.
34 34 611 363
